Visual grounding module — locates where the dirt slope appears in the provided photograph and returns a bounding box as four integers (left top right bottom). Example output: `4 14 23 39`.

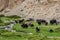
0 0 24 12
0 0 60 21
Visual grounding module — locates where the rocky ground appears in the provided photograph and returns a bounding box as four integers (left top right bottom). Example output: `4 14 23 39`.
0 0 60 22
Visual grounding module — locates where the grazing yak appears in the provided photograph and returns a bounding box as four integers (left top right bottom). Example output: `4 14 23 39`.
36 19 48 25
15 19 24 23
21 23 28 28
19 19 24 23
15 20 18 23
50 19 58 25
21 21 34 28
49 29 54 32
29 18 34 21
26 18 34 21
36 27 40 32
29 23 34 27
25 21 34 27
36 19 41 25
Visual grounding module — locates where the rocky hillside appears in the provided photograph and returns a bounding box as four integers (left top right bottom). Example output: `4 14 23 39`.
0 0 25 12
0 0 60 22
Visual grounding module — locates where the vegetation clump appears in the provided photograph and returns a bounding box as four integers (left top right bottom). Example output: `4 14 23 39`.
6 15 21 19
0 14 5 17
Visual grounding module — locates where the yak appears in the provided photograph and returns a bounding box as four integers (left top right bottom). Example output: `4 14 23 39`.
49 29 54 32
36 19 48 25
19 19 24 23
21 23 28 28
50 19 58 25
26 18 34 21
29 23 34 27
36 27 40 32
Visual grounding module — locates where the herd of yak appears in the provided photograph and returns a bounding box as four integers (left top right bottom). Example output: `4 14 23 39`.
15 18 59 33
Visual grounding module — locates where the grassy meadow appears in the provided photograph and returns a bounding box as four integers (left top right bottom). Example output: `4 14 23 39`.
0 15 60 40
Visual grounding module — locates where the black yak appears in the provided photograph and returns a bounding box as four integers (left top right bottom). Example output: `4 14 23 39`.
50 19 58 25
15 19 24 23
45 22 48 25
24 21 34 27
19 19 24 23
26 18 34 21
29 24 34 27
49 29 54 32
36 19 41 25
29 18 34 21
36 27 40 32
15 20 18 23
36 19 48 25
21 23 28 28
